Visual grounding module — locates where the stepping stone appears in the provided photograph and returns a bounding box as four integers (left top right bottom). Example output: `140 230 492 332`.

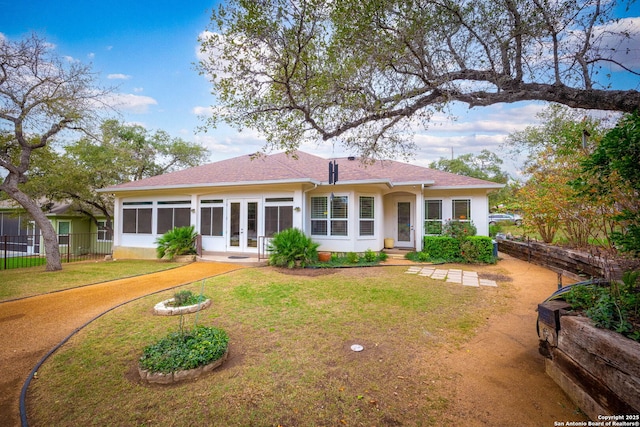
462 277 480 287
447 276 462 284
431 269 448 280
405 267 421 274
479 279 498 287
419 268 435 277
463 271 478 277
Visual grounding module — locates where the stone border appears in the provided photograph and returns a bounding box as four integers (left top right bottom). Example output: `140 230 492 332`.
153 298 211 316
138 349 229 385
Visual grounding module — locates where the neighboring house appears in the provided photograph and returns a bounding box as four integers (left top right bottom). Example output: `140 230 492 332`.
101 151 503 259
0 200 112 256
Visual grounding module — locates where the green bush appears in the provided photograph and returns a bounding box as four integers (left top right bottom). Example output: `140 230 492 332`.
443 220 477 239
564 271 640 341
421 235 495 264
155 225 198 260
346 252 359 264
169 290 208 307
423 236 461 260
461 236 495 263
268 228 319 268
139 325 229 373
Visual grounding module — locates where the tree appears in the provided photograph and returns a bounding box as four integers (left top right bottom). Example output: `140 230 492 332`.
0 34 109 271
24 119 210 236
577 112 640 255
429 149 510 207
198 0 640 160
507 105 613 246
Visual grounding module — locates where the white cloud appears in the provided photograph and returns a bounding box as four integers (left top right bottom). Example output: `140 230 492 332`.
102 93 158 114
88 52 95 60
107 73 132 80
133 87 144 93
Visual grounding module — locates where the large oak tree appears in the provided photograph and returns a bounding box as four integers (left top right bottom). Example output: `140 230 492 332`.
199 0 640 159
1 34 109 271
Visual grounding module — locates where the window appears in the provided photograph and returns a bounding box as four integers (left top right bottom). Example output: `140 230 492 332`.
425 200 443 234
200 205 223 236
265 206 293 237
311 196 328 235
311 195 348 236
157 201 191 234
97 220 113 241
122 202 152 234
331 196 348 236
453 199 471 221
58 221 70 245
359 196 375 236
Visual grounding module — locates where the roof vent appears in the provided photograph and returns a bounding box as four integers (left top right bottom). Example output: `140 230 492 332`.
348 156 356 161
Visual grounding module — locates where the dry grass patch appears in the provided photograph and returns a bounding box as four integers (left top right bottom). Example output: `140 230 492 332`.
28 265 513 426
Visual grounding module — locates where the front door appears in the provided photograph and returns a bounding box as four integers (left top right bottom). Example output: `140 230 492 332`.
397 201 414 248
228 200 259 252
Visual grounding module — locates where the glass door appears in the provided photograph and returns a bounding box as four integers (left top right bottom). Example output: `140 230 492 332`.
228 200 259 252
397 201 414 248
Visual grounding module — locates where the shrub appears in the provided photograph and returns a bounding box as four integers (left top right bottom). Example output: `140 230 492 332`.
169 290 208 307
363 249 377 263
564 271 640 341
443 220 477 239
461 236 495 264
346 252 359 264
155 225 197 260
423 236 461 260
268 228 319 268
139 325 229 373
421 235 495 264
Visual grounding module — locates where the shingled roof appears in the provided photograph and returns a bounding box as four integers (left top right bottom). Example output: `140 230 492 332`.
103 150 502 192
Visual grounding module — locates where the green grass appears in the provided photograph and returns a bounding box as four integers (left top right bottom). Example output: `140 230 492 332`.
28 265 512 426
0 259 181 301
0 256 47 270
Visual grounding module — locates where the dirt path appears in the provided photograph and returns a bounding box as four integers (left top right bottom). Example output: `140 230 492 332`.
0 262 244 427
439 253 588 426
1 255 588 427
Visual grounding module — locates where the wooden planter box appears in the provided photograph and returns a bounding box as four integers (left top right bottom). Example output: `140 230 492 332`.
538 303 640 420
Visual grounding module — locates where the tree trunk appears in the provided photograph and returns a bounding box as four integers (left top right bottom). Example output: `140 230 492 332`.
1 186 62 271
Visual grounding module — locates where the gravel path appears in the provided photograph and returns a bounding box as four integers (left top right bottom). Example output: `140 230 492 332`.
0 262 244 427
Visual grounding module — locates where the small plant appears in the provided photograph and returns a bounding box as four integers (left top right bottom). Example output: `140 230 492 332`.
168 290 208 307
363 249 377 263
139 325 229 373
564 271 640 341
346 252 359 264
404 251 431 262
268 228 320 268
155 225 197 260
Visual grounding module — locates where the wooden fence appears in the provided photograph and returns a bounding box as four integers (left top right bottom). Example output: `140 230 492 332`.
496 237 638 282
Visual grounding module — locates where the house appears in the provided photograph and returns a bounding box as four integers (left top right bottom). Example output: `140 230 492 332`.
0 200 112 257
101 151 503 259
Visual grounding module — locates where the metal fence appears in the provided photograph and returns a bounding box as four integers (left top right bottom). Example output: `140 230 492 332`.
1 233 113 270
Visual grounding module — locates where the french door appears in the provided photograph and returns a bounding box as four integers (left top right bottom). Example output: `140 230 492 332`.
228 199 259 252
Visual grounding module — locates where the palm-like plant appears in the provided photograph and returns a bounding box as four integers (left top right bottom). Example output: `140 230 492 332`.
156 225 198 260
268 228 319 268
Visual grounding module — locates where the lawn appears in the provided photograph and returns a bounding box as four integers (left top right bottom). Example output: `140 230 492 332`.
0 259 182 301
27 264 512 426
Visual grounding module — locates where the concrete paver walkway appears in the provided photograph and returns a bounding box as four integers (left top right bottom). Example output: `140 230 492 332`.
405 266 498 287
0 262 244 427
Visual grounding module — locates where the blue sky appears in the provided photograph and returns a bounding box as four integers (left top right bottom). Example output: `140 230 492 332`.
1 1 639 178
